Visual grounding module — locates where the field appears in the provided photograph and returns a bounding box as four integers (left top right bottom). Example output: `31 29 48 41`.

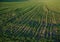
0 0 60 42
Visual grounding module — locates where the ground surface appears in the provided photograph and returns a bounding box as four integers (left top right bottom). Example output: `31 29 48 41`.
0 0 60 42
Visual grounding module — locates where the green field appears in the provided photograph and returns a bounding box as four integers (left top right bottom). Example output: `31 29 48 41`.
0 0 60 42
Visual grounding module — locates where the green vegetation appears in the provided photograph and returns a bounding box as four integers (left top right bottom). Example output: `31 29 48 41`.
0 0 60 42
0 0 28 2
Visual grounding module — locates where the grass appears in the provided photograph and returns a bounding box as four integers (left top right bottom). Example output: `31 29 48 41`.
0 0 60 42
